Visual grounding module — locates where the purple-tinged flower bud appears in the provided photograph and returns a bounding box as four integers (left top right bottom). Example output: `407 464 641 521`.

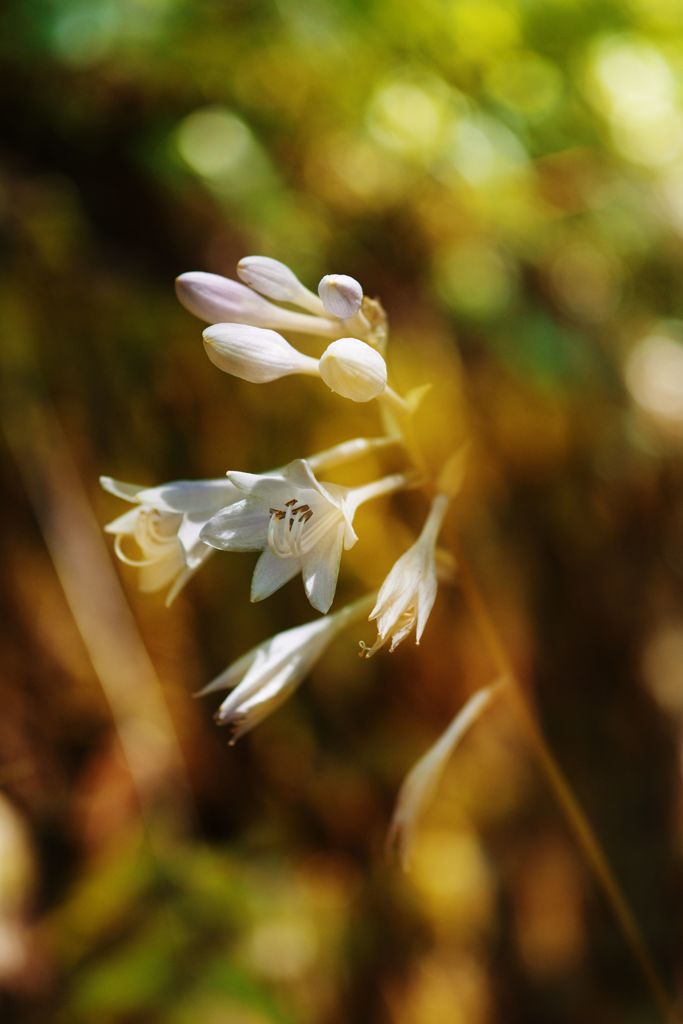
318 274 364 319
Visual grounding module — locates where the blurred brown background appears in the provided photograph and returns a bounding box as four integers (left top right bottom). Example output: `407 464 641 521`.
2 1 683 1021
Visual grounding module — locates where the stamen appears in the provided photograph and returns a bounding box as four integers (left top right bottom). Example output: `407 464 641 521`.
267 496 317 557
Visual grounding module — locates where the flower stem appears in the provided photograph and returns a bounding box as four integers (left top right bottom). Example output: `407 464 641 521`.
348 471 418 515
450 532 679 1024
378 388 428 477
307 435 399 473
420 492 451 547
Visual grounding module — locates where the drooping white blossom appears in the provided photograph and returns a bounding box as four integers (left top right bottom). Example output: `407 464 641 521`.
361 492 451 656
201 459 412 613
388 681 505 869
100 476 240 604
202 323 319 383
197 595 374 742
319 337 388 402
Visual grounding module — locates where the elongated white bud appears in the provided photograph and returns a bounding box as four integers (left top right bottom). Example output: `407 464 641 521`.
319 337 387 402
176 271 337 336
318 274 363 319
203 323 319 383
176 272 282 324
237 256 324 314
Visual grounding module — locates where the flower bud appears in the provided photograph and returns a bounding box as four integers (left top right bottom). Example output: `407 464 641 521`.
318 274 363 319
203 324 318 383
176 271 338 336
319 337 387 402
237 256 320 309
176 272 282 325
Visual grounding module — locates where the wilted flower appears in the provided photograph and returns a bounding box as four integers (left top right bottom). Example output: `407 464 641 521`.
388 681 505 868
197 595 374 742
100 476 239 604
319 337 388 402
361 492 451 656
201 458 413 613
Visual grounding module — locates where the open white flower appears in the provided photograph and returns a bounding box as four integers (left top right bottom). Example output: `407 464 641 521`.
197 595 374 742
388 681 505 869
101 476 239 604
201 459 412 613
361 492 451 656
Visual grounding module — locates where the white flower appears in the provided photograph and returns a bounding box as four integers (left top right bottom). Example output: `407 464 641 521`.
196 595 374 742
237 256 325 315
319 337 387 402
202 323 319 383
201 459 411 613
388 681 505 869
100 476 239 604
318 274 364 319
361 492 450 656
176 271 338 337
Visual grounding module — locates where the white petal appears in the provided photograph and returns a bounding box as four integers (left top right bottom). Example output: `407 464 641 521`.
100 476 145 502
164 551 210 606
137 479 239 513
415 571 438 643
301 525 345 613
250 549 301 602
195 647 261 696
200 500 269 551
227 471 293 503
177 514 210 554
137 552 185 593
104 507 140 536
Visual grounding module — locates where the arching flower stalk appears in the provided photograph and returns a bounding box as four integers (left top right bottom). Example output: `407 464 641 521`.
101 252 461 822
100 253 682 1021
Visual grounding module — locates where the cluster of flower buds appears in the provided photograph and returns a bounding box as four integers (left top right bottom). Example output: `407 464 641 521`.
101 255 492 865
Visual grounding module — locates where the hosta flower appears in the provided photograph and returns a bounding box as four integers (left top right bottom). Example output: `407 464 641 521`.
197 595 374 742
361 492 451 656
201 459 412 613
101 476 239 604
388 681 505 868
